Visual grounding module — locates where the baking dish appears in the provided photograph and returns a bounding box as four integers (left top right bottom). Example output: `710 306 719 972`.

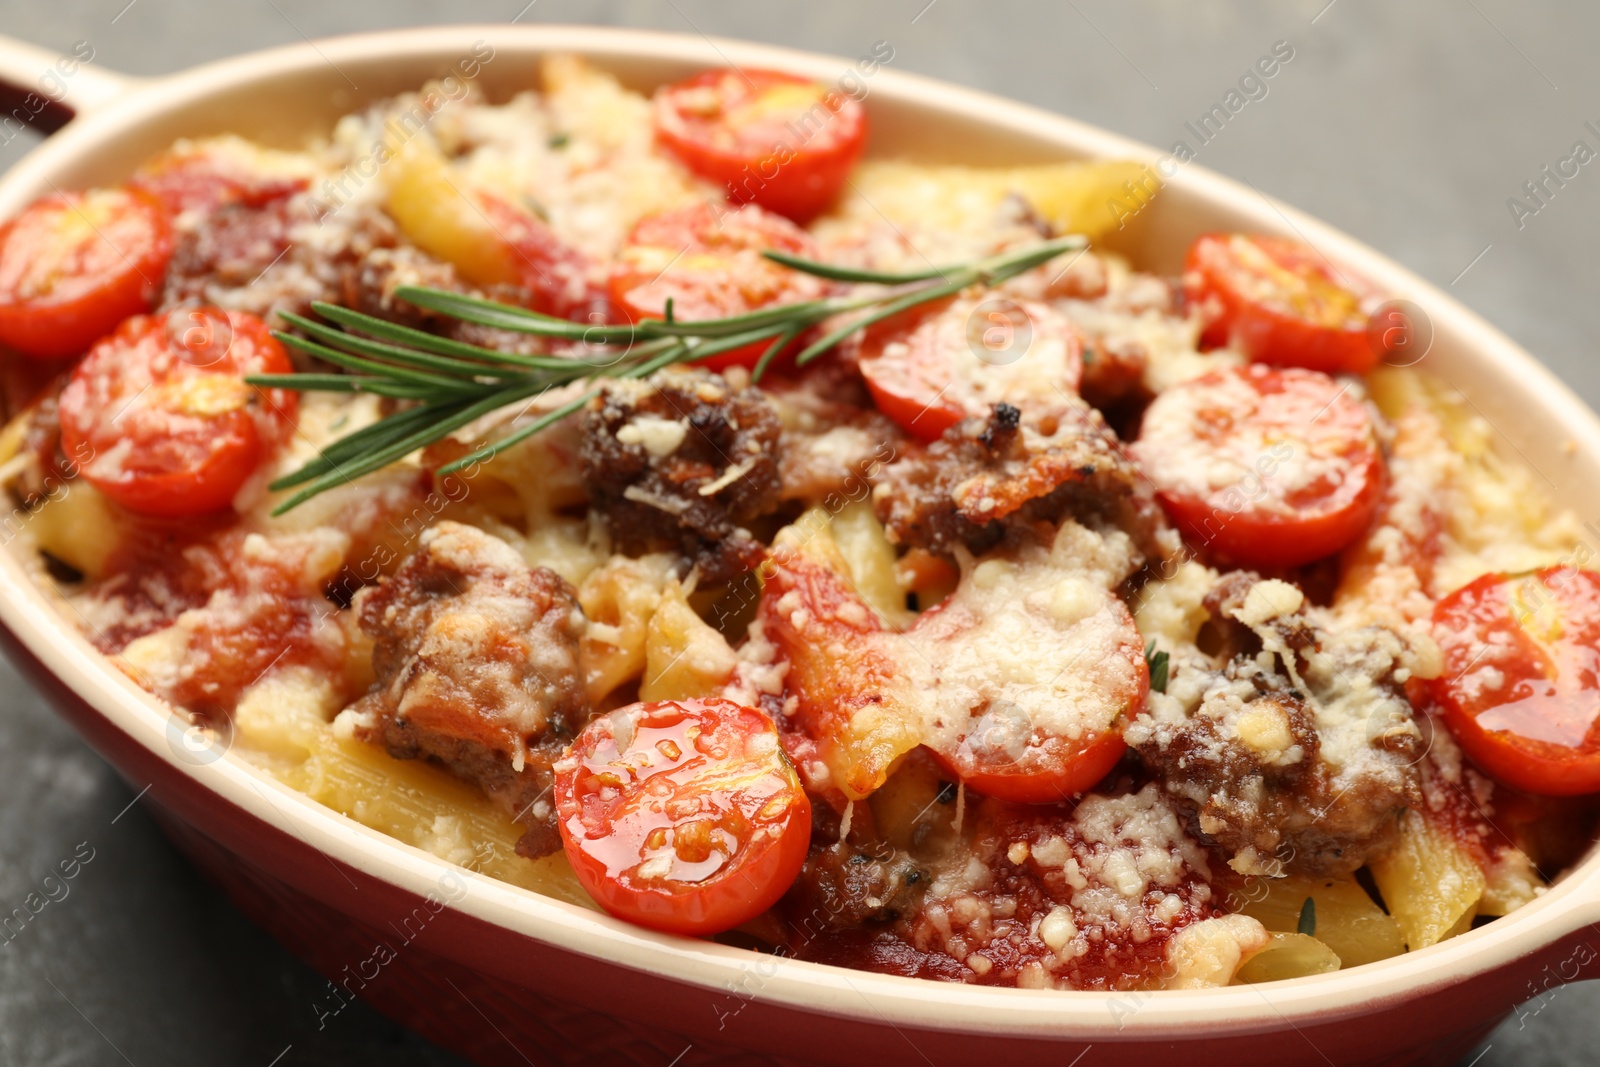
1 24 1597 1066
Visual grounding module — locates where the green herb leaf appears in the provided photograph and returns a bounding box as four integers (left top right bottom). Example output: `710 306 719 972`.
751 323 804 383
1145 640 1170 694
794 275 970 366
759 248 953 285
1297 896 1317 937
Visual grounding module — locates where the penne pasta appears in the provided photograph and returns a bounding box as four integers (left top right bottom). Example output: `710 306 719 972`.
577 553 675 706
1237 873 1405 969
302 730 596 909
23 480 119 582
828 501 913 628
820 159 1157 255
1233 932 1342 984
640 580 738 702
1368 809 1486 951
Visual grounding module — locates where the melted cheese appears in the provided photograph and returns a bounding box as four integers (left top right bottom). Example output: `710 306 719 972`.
1162 914 1270 989
912 521 1141 748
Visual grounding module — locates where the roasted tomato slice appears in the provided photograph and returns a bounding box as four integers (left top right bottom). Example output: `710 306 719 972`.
58 307 298 517
0 189 173 360
1133 364 1385 568
858 296 1083 442
609 201 830 371
554 698 812 936
759 548 926 800
654 68 867 223
1185 233 1384 374
1431 567 1600 796
912 535 1147 804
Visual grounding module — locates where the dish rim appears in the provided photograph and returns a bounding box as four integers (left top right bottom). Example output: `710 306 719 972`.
1 22 1597 1040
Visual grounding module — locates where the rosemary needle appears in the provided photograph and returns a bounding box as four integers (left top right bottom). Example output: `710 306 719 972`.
248 233 1087 513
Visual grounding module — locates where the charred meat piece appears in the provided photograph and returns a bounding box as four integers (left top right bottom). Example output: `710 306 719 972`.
872 401 1177 564
345 521 587 857
579 369 783 584
1127 573 1424 876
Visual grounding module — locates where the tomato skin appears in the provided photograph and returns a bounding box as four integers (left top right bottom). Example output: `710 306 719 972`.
0 189 173 360
609 201 830 371
129 146 307 217
1185 233 1382 374
758 550 925 800
858 296 1084 443
554 698 812 936
929 711 1130 805
654 68 867 224
58 308 297 518
1134 364 1386 568
475 191 609 323
1431 568 1600 796
921 595 1144 805
860 363 963 444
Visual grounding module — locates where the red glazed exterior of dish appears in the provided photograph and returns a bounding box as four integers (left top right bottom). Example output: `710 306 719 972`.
8 620 1581 1065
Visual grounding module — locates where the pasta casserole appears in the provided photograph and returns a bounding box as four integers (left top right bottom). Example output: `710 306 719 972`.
1 53 1595 992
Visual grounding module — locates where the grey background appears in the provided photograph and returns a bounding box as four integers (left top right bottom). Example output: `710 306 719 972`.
0 1 1595 1064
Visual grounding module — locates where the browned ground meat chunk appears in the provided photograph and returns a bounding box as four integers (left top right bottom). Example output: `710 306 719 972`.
162 196 297 305
351 242 460 326
162 194 381 323
1126 572 1424 875
1078 334 1150 412
872 401 1176 564
787 815 929 932
345 521 587 857
578 369 783 584
161 195 559 356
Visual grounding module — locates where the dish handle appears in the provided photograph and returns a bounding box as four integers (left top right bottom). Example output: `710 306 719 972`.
0 34 142 136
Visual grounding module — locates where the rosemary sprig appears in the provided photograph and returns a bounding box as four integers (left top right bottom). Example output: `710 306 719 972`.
247 234 1086 514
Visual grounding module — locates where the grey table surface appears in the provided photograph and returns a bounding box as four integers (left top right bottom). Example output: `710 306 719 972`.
0 1 1595 1064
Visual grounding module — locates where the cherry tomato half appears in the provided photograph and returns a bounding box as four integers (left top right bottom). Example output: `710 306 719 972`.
554 698 812 936
932 723 1130 806
609 201 830 371
1431 567 1600 796
654 68 867 224
858 296 1083 442
129 145 308 217
1133 364 1385 568
58 307 298 517
1185 233 1384 374
0 189 173 360
913 572 1146 805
